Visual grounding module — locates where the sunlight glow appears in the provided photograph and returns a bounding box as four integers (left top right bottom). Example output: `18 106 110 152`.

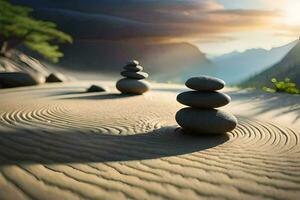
281 0 300 26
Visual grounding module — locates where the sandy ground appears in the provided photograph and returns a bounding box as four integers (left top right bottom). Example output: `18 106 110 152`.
0 81 299 200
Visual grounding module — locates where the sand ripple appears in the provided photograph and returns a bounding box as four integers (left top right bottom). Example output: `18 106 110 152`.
0 84 299 200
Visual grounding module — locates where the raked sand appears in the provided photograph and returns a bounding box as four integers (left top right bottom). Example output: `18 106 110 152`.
0 81 299 200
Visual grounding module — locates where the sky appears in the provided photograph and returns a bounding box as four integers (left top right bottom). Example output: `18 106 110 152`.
13 0 300 56
197 0 300 55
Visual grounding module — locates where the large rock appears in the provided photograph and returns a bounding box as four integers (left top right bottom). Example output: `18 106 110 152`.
0 51 50 77
177 91 231 108
175 108 237 134
116 78 150 95
186 76 225 91
0 72 45 88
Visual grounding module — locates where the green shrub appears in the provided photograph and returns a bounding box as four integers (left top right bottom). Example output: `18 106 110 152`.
262 78 300 94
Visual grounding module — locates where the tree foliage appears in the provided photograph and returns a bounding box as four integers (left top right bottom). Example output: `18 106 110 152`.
0 0 72 62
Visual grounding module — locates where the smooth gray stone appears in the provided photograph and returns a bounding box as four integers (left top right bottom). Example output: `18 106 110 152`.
121 71 148 79
0 72 44 88
186 76 225 91
177 91 231 108
123 65 143 72
46 73 65 83
87 85 106 93
126 60 139 66
116 78 150 94
175 108 237 134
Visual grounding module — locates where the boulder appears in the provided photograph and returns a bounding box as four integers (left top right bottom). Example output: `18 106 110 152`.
0 72 44 88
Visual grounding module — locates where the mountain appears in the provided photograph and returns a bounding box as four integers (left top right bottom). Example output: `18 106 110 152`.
56 40 210 78
242 39 300 87
152 58 214 83
11 0 211 80
211 40 297 84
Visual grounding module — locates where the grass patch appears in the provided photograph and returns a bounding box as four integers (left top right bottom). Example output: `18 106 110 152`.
262 78 300 95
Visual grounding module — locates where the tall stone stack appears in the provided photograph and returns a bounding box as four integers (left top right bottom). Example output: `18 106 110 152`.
176 76 237 135
116 60 150 95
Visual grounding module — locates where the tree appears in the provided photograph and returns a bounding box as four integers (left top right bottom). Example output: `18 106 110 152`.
0 0 72 62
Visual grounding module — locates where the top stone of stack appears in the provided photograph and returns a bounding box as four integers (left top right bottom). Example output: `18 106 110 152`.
121 60 148 80
185 76 225 91
123 60 144 72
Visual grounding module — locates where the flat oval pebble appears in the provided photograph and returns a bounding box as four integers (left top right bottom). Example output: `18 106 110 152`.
177 91 231 108
116 78 150 94
175 107 237 134
121 71 148 79
123 65 143 72
186 76 225 91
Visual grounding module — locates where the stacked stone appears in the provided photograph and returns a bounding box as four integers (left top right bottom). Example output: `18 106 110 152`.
176 76 237 135
116 60 150 95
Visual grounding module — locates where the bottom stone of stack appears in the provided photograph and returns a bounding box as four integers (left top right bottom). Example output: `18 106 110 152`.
175 107 237 134
116 78 150 95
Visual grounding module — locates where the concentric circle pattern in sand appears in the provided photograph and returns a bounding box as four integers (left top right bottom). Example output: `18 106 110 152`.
0 83 299 200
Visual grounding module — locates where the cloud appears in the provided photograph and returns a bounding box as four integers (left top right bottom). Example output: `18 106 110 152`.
273 24 300 38
13 0 281 43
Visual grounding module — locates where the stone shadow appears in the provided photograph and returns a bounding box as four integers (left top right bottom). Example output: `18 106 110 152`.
0 126 229 165
58 93 138 100
228 91 300 123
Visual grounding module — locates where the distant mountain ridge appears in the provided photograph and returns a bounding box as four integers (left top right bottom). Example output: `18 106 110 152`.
57 40 210 76
242 39 300 87
165 40 298 84
211 40 298 84
11 0 211 79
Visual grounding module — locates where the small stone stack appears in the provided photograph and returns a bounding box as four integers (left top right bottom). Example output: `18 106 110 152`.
116 60 150 95
176 76 237 135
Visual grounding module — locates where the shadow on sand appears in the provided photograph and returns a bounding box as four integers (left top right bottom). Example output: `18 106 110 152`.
59 93 138 100
228 91 300 123
0 126 229 165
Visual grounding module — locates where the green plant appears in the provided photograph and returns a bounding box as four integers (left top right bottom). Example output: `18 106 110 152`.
0 0 72 62
262 78 300 94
